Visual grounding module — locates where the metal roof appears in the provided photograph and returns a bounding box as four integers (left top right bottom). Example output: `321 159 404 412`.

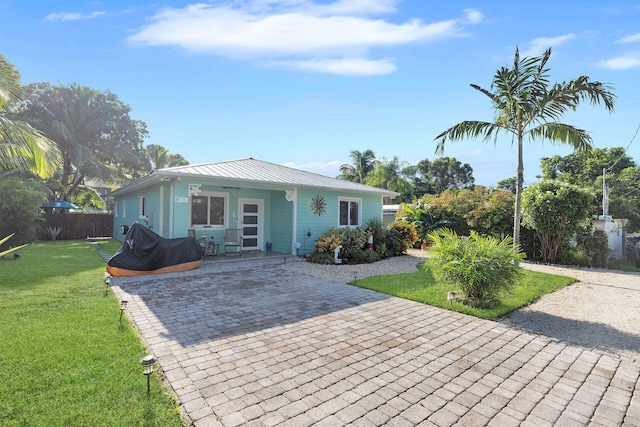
110 158 397 197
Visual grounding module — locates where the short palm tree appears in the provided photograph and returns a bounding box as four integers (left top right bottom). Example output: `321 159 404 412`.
434 47 615 245
0 54 59 177
365 156 411 202
145 143 169 169
339 149 376 183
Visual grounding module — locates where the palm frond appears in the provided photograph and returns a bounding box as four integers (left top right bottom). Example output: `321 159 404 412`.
470 84 494 100
434 121 509 153
538 76 615 122
0 54 23 106
0 116 60 177
529 122 593 151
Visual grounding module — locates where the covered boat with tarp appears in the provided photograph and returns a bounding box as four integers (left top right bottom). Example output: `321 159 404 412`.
107 222 202 277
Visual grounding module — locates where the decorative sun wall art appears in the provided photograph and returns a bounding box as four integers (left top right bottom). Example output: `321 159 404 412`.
310 194 326 216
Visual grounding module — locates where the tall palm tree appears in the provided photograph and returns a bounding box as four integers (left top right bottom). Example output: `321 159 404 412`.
0 54 59 177
434 47 615 245
339 149 376 183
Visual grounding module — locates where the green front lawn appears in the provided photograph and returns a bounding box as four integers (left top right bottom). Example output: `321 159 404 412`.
351 266 576 320
0 240 183 427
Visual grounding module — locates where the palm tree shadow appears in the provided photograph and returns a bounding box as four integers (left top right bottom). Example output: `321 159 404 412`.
501 311 639 357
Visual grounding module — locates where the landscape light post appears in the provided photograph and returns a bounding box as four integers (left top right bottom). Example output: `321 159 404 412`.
119 300 128 323
140 355 156 395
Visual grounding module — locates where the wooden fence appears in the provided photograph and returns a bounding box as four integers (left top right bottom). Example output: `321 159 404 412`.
38 213 113 241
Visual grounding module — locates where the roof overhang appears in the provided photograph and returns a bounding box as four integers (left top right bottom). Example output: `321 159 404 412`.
108 161 398 198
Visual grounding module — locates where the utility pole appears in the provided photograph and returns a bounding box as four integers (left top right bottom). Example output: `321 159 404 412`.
602 168 609 217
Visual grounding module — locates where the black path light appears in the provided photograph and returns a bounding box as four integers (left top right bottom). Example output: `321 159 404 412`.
140 355 156 394
104 273 111 296
119 300 128 323
447 291 456 305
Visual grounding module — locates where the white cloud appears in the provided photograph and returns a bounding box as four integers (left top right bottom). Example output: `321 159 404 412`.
521 33 575 57
269 57 396 75
597 55 640 70
127 1 482 75
462 8 484 24
44 11 106 22
301 0 400 16
616 33 640 44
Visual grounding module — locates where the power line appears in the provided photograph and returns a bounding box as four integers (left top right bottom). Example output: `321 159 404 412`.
607 123 640 171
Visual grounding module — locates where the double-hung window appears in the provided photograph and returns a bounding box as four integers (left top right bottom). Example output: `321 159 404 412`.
339 197 361 227
191 192 227 228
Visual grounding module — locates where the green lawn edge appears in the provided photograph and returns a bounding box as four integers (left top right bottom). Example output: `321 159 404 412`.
350 266 576 320
0 240 183 427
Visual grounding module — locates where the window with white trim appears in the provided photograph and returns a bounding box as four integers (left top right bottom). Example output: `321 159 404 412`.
339 197 361 227
190 192 227 228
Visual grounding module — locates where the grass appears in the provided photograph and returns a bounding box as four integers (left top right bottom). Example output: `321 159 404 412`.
608 258 640 272
351 265 576 320
0 240 183 427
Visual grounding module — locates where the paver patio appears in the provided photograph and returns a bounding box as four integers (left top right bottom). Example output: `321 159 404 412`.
111 261 640 426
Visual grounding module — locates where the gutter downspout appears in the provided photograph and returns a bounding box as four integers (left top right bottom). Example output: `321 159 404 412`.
291 188 298 255
158 186 164 237
169 183 174 238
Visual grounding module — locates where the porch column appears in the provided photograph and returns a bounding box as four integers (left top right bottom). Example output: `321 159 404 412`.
291 188 298 255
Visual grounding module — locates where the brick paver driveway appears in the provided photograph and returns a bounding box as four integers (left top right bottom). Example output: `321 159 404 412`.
112 262 640 426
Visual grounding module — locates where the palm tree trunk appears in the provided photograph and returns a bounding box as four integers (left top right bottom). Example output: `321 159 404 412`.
513 126 524 246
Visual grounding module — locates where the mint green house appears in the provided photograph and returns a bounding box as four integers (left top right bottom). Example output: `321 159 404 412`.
109 158 396 255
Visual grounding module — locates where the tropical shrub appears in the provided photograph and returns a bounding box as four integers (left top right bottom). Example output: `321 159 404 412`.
46 226 63 241
311 227 367 262
0 176 48 246
350 248 381 264
309 219 419 264
387 221 418 252
382 227 404 257
314 233 342 254
307 251 335 264
424 228 525 306
465 189 515 237
399 200 450 244
521 180 594 263
332 227 367 259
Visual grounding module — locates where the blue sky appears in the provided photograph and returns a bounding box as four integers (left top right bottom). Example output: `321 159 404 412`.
2 1 639 186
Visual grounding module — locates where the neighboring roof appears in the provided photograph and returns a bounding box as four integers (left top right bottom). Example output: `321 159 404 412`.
109 158 397 197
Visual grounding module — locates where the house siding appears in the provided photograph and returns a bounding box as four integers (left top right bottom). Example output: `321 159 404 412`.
294 189 383 256
270 192 293 254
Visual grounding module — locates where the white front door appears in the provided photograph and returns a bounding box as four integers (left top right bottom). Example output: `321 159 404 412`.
239 199 263 251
